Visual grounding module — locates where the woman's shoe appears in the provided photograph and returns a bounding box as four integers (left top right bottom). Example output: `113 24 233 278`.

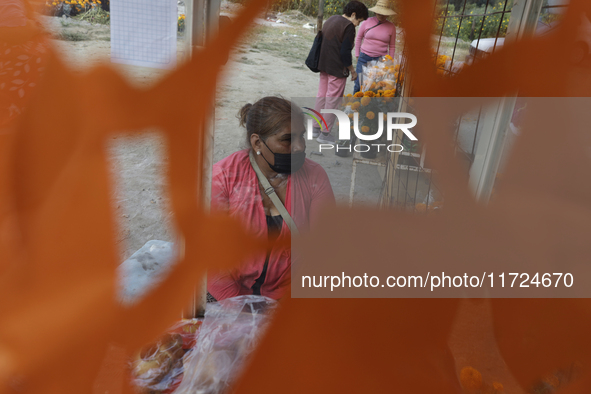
317 132 336 144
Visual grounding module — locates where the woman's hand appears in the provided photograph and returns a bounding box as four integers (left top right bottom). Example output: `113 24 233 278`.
347 64 357 81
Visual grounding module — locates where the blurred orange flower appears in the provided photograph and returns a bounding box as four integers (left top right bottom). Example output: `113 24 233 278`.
366 111 375 120
360 97 371 106
460 367 483 391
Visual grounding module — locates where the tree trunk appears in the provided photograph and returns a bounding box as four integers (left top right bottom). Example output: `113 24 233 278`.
317 0 325 31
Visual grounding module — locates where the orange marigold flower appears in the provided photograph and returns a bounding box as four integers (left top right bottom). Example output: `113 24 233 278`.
492 382 504 392
366 111 375 120
361 126 370 133
353 91 364 98
460 367 483 391
346 93 353 97
363 91 375 97
351 102 361 110
385 54 393 60
360 97 371 106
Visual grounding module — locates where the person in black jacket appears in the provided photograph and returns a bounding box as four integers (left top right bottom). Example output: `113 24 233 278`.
313 1 368 144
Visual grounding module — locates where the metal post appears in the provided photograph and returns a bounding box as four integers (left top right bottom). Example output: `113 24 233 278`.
468 97 517 202
185 0 221 317
380 79 410 208
468 0 543 203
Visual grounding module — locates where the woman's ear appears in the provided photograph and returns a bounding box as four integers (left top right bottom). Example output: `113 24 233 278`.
350 12 356 20
250 133 261 152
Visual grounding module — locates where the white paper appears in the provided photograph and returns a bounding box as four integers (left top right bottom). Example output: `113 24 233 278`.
110 0 178 69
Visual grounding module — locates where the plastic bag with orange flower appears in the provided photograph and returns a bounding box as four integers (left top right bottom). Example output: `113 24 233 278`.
130 296 275 394
130 319 203 394
173 295 276 394
359 55 403 96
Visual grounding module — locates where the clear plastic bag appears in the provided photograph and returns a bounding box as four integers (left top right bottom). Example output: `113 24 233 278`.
174 295 277 394
360 56 401 93
130 319 203 394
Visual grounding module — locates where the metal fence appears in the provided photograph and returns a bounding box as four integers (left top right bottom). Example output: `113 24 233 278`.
379 0 565 210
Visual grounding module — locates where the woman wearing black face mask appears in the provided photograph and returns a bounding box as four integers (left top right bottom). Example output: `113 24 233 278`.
207 96 335 302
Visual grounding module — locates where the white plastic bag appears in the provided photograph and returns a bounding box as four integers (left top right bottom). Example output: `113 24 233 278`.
174 295 277 394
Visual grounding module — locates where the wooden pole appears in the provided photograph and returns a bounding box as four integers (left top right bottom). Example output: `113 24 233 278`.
317 0 324 31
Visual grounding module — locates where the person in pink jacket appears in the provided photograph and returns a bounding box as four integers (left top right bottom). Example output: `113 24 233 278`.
353 0 397 94
207 97 335 301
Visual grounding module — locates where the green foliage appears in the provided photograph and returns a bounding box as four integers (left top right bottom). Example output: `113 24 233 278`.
225 0 404 22
226 0 353 17
266 0 349 17
178 15 186 32
435 0 512 41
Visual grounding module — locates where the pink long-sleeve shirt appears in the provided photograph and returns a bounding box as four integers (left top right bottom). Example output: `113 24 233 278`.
355 16 396 58
207 149 335 301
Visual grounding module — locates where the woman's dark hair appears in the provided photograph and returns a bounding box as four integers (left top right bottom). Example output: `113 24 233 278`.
238 96 303 147
343 1 369 20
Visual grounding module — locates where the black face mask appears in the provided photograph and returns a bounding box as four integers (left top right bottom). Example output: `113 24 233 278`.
260 139 306 174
